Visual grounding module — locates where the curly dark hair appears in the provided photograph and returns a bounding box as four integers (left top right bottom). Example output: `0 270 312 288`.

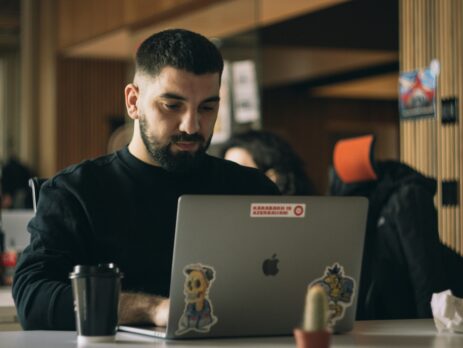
135 29 224 77
220 130 315 195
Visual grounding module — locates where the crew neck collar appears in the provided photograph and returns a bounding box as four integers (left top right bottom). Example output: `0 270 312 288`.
117 146 211 180
118 146 167 174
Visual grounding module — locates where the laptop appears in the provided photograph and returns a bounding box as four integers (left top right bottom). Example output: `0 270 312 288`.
1 209 35 251
119 195 368 339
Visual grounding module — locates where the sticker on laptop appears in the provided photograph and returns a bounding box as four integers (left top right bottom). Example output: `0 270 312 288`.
309 263 355 327
250 203 306 218
175 263 218 336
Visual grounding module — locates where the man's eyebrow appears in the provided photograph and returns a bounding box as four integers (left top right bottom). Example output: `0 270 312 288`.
159 93 220 104
202 96 220 103
159 93 186 101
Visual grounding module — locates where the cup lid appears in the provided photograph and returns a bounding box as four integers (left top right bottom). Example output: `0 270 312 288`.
69 263 123 278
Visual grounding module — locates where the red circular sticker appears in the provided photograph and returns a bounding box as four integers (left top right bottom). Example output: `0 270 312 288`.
294 205 304 216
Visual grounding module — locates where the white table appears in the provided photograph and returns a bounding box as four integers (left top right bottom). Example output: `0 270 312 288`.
0 319 462 348
0 287 20 331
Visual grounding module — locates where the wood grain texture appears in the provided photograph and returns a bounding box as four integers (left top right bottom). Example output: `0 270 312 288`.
56 58 127 170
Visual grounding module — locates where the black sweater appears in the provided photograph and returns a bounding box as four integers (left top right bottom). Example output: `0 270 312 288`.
13 147 279 330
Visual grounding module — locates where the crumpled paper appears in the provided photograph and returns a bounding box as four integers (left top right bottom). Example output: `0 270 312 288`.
431 289 463 333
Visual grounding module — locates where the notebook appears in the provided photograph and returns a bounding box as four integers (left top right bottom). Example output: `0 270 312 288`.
119 195 368 339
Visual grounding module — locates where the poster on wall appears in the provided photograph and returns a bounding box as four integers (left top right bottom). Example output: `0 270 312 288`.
211 62 231 144
232 60 260 124
399 60 439 119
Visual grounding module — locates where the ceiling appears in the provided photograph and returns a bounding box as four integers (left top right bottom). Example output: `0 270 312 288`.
260 0 398 51
0 0 399 99
258 0 399 94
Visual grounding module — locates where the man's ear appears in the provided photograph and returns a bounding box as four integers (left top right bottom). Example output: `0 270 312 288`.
125 83 139 120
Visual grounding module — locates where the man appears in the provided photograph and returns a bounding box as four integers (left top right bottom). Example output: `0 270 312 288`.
13 29 279 330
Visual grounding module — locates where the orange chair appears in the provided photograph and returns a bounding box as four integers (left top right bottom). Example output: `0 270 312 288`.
333 134 377 184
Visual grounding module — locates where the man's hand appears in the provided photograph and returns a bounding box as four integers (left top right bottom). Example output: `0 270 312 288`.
152 298 170 326
119 292 170 326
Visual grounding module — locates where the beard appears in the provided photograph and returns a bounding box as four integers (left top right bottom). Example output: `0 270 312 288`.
139 115 212 174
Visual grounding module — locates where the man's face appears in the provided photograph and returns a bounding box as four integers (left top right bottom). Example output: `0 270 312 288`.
126 67 220 173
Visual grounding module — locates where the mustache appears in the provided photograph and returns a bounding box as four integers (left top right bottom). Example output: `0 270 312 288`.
171 133 205 143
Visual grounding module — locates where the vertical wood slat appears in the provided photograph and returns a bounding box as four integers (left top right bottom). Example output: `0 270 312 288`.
419 0 424 174
453 0 458 252
440 0 459 252
400 0 406 163
440 0 448 247
435 0 443 242
453 0 461 254
444 0 450 247
449 0 456 249
403 0 409 168
457 0 463 254
451 0 456 251
57 58 127 171
422 0 435 176
411 0 420 174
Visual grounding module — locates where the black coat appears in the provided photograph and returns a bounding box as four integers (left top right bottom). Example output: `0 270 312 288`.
330 161 463 320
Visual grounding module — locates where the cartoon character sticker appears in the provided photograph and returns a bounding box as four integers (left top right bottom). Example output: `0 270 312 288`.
175 263 218 336
309 263 355 327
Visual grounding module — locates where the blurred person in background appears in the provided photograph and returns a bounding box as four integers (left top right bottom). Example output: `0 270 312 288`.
330 135 463 320
1 157 33 209
221 130 315 195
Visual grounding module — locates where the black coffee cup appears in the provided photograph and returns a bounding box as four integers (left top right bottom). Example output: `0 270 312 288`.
70 263 123 343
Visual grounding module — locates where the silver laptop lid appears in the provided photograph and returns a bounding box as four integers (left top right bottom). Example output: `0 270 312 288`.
1 209 35 251
166 195 368 339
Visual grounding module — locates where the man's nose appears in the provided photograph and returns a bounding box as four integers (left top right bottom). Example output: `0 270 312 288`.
178 110 200 135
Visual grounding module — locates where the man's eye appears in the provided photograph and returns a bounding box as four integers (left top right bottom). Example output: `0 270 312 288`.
164 103 180 110
200 104 216 112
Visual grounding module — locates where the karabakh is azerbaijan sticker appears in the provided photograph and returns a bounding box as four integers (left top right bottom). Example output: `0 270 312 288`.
250 203 306 218
175 263 218 336
309 263 355 327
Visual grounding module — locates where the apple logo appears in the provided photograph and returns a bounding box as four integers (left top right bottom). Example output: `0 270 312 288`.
262 254 279 276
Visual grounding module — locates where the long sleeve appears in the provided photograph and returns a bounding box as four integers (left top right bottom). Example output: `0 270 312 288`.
392 184 448 317
12 151 280 330
12 182 92 330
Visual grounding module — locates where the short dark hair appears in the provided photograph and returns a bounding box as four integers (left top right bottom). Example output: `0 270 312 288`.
221 130 315 195
135 29 224 77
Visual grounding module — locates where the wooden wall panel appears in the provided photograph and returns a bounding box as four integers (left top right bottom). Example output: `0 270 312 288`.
263 90 399 194
400 0 462 254
56 58 127 171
